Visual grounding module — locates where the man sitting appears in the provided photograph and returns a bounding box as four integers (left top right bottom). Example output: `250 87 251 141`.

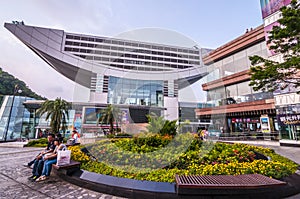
27 133 55 181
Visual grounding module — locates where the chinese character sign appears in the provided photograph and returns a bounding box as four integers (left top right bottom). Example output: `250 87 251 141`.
277 114 300 125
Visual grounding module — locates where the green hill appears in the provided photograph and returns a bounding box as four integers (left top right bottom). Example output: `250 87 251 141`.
0 67 46 100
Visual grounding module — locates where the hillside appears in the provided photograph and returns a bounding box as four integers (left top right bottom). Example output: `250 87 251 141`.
0 67 46 100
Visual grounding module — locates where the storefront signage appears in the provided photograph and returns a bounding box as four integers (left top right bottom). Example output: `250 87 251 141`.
277 114 300 125
274 93 300 106
232 118 259 123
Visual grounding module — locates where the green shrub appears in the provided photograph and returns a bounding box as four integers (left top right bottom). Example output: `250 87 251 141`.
106 133 133 139
25 138 48 147
68 134 299 182
159 120 177 136
146 113 177 136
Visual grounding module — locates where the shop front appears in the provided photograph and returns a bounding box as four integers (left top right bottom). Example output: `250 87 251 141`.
229 117 261 133
227 114 278 139
196 99 278 139
275 93 300 146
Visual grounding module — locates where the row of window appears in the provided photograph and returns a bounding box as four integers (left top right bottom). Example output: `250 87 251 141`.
74 54 194 70
90 56 198 65
65 49 200 65
277 105 300 115
65 35 200 54
208 42 268 80
64 43 200 60
110 63 191 70
207 81 273 105
64 48 200 61
107 64 189 71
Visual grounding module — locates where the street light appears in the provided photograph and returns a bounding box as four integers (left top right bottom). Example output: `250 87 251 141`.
3 85 22 142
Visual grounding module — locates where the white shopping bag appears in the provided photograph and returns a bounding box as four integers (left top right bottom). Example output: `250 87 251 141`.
56 150 71 166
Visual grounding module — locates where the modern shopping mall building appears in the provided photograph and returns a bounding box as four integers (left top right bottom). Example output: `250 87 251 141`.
196 0 300 145
3 0 299 144
195 25 277 137
3 22 209 140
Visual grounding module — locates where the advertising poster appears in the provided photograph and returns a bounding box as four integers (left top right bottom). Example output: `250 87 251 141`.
260 116 271 133
260 0 291 18
121 109 129 124
83 107 129 125
83 107 103 125
73 113 82 133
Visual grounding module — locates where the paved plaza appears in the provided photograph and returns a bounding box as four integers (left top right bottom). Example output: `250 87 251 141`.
0 141 299 198
0 146 126 199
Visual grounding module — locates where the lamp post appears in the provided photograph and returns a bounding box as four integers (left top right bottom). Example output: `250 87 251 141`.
3 85 22 142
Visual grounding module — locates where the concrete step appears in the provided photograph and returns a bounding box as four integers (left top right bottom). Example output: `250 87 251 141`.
0 141 28 148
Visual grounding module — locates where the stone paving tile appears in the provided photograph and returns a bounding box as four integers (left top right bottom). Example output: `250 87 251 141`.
0 148 127 199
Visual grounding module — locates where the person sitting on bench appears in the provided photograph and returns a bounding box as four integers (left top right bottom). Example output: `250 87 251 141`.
67 130 80 145
35 138 67 181
27 133 55 181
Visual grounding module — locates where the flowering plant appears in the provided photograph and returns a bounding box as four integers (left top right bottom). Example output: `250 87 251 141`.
68 134 299 182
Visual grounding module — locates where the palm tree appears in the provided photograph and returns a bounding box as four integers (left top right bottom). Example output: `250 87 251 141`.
146 112 178 136
37 98 71 135
97 104 120 134
146 112 165 134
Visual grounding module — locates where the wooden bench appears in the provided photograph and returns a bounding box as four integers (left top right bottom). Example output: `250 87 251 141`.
175 174 287 195
52 160 81 175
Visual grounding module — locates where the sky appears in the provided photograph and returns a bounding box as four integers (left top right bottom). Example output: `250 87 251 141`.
0 0 263 101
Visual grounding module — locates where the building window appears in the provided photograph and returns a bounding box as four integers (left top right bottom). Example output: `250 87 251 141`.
108 76 163 107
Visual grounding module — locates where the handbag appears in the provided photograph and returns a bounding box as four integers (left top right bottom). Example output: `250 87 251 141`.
56 150 71 166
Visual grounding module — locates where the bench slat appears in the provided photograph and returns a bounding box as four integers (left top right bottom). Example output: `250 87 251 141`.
52 160 81 170
175 174 286 189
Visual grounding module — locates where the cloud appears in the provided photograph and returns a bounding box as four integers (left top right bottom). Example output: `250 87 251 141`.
0 0 120 101
0 0 263 101
28 0 121 35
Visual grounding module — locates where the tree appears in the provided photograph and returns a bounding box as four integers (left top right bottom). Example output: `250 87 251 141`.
146 112 178 136
249 0 300 92
146 112 165 134
97 104 120 134
0 68 46 100
37 98 71 135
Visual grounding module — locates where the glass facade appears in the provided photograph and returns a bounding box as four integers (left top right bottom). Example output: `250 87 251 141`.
207 41 268 82
0 96 83 141
276 104 300 140
207 81 273 106
0 96 35 141
201 40 276 136
21 108 38 139
23 105 84 139
108 76 164 107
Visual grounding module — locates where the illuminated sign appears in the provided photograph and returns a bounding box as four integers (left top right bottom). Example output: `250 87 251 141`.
278 114 300 125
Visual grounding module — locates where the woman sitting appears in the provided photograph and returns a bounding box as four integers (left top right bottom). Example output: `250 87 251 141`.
35 138 66 181
67 130 80 146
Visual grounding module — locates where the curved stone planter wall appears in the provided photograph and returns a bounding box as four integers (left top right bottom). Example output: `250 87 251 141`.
54 168 300 199
57 170 177 199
